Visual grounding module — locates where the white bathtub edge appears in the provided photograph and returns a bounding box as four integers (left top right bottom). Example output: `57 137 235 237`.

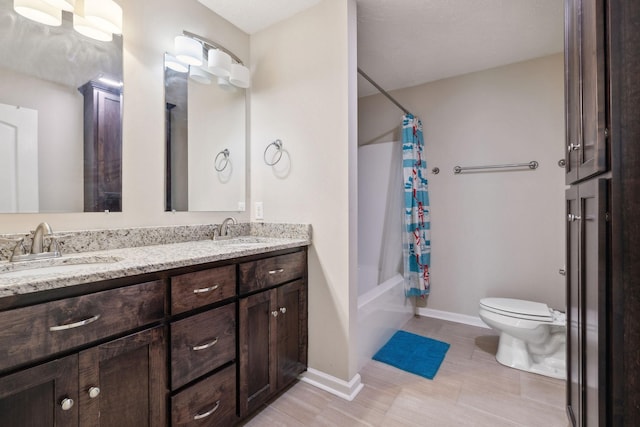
299 368 364 401
418 307 490 329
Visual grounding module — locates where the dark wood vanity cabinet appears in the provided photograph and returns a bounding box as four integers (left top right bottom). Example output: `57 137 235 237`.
0 280 167 427
0 246 309 426
564 0 640 425
169 265 238 426
238 251 308 418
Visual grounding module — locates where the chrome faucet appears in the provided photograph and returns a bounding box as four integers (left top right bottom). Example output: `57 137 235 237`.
31 222 52 254
8 222 61 262
215 217 237 240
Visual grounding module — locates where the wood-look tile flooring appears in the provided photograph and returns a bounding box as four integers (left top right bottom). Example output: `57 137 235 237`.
241 316 569 426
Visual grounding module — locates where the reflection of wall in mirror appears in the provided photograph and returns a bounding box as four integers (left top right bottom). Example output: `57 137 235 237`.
187 79 245 212
0 67 83 212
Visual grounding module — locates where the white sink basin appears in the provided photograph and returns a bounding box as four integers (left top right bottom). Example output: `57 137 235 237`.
0 255 123 279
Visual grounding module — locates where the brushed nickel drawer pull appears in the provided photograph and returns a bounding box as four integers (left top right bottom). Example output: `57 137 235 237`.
192 337 219 351
268 268 284 274
193 284 219 294
49 314 101 331
193 400 220 420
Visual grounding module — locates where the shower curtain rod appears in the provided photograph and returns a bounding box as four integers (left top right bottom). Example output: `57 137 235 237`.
358 67 412 116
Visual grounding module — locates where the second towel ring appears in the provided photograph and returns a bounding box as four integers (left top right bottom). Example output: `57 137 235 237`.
264 139 283 166
214 149 230 172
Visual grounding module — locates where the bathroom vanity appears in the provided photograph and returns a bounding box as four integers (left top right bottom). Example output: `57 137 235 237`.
0 226 309 426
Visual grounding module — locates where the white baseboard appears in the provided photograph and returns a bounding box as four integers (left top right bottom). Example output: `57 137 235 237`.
417 307 490 329
299 368 364 401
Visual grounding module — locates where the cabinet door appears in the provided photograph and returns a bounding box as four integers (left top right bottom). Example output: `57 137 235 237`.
79 326 166 427
566 179 608 427
0 355 78 427
565 0 608 184
276 280 308 389
238 289 277 417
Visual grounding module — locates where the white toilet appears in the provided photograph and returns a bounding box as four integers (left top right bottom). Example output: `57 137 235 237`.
478 297 566 379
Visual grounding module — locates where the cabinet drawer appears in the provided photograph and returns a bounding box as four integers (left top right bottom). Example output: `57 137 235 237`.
171 363 237 427
171 303 236 389
239 250 306 294
171 265 236 315
0 280 165 372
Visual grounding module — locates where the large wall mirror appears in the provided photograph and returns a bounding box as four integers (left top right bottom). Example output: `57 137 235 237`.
164 33 247 212
0 0 123 213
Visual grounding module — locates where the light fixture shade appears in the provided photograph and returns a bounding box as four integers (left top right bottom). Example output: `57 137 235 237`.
175 36 202 66
217 77 235 92
207 49 231 78
42 0 75 12
165 54 188 73
189 66 212 85
83 0 122 35
14 0 62 26
229 63 250 88
73 13 112 41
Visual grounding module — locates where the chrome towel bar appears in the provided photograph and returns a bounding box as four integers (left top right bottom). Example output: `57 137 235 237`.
453 161 539 174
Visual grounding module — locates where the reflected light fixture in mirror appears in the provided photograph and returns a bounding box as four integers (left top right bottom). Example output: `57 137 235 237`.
166 54 189 73
83 0 122 35
189 66 212 85
13 0 62 25
14 0 122 41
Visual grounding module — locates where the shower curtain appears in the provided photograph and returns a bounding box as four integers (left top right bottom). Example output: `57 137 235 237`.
402 114 431 297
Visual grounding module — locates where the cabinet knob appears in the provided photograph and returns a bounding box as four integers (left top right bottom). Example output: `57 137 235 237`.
568 143 581 152
280 307 287 314
271 311 279 318
60 397 74 411
567 214 582 222
88 386 101 399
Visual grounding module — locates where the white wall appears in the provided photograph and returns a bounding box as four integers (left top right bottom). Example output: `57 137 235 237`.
0 0 250 233
359 54 566 316
250 0 358 381
0 68 83 212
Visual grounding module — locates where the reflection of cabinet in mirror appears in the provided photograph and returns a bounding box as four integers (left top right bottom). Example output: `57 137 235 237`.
79 81 122 212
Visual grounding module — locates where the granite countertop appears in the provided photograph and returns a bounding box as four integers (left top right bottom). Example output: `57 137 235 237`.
0 234 310 299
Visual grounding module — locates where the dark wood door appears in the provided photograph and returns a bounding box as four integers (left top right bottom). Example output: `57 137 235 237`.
565 0 608 185
238 290 277 417
276 280 307 389
566 179 608 427
79 326 166 427
0 354 79 427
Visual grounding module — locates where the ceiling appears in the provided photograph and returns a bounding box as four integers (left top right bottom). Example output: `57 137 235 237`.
198 0 565 97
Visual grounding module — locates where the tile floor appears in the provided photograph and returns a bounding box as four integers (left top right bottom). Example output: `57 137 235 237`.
241 316 569 426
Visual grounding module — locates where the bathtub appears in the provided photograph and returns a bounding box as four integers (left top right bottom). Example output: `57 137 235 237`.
357 272 412 371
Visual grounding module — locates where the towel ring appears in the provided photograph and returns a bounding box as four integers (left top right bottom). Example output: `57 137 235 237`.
264 139 283 166
214 149 230 172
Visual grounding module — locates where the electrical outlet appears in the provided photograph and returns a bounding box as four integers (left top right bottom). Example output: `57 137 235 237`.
237 202 245 211
255 202 264 220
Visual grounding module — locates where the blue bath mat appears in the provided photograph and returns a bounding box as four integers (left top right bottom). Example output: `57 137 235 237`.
373 330 450 379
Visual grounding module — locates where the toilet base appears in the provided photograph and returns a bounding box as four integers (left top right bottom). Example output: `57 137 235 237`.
495 333 566 380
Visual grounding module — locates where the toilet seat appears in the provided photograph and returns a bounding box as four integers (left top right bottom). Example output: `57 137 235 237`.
480 298 553 322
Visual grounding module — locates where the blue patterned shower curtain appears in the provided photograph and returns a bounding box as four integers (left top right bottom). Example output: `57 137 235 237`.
402 114 431 297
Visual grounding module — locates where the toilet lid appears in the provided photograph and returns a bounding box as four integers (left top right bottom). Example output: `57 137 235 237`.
480 297 552 320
